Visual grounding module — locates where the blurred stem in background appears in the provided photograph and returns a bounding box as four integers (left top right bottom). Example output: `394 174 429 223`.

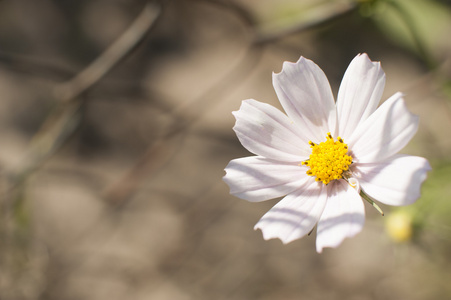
3 2 161 206
384 0 437 70
0 5 161 294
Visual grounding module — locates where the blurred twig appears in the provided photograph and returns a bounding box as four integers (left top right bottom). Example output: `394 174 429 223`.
6 3 161 199
102 43 264 206
196 0 358 44
198 0 255 27
0 52 75 80
253 2 358 44
54 3 161 102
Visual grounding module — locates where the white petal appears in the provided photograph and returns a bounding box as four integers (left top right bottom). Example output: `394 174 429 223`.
353 154 431 206
223 156 310 202
272 56 337 142
337 53 386 139
254 178 327 244
316 180 365 253
348 93 418 163
233 99 310 162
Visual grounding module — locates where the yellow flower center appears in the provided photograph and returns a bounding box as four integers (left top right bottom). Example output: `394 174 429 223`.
301 132 352 185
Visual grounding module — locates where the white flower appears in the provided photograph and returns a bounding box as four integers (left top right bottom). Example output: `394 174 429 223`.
223 53 431 253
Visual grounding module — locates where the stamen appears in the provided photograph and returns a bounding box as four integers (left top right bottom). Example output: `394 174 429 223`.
301 133 353 185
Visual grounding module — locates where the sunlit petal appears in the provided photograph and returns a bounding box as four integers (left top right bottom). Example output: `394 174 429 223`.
316 180 365 252
337 53 385 139
273 56 337 141
233 99 310 161
224 156 310 202
353 155 431 206
255 178 327 244
348 93 418 163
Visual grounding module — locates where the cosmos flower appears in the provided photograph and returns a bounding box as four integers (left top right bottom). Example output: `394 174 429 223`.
223 53 430 252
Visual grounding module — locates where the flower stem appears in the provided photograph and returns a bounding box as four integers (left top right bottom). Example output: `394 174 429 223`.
360 190 384 216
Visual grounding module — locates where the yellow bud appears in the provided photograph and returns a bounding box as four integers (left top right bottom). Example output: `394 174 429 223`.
385 210 414 243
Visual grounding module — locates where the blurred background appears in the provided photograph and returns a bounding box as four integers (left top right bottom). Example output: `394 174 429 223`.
0 0 451 299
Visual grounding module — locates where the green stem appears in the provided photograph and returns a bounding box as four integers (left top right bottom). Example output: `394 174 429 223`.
360 190 385 216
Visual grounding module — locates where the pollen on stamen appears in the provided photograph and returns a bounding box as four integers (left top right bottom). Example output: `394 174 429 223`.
301 133 353 185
